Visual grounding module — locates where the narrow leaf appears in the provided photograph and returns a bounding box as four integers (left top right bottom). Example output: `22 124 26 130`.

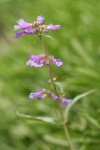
43 135 100 147
16 111 61 125
64 90 95 120
84 114 100 129
43 34 54 40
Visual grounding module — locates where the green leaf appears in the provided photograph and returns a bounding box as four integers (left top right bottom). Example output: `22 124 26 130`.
43 135 68 147
42 34 54 40
16 111 61 125
43 135 100 147
84 114 100 129
55 82 64 94
64 90 95 120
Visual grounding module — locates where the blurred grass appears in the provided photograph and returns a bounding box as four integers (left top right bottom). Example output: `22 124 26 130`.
0 0 100 150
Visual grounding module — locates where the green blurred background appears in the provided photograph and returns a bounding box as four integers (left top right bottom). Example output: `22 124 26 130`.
0 0 100 149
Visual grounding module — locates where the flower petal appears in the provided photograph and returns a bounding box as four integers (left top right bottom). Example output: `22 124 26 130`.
17 18 32 29
14 25 21 30
47 24 60 30
37 16 44 22
24 28 36 34
13 31 26 38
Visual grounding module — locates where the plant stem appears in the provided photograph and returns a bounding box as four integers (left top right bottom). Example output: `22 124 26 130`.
48 64 74 150
39 36 74 150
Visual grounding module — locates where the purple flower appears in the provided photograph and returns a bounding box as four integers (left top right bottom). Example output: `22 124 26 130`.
60 97 72 106
29 89 44 100
47 24 60 30
14 18 35 38
26 54 46 68
50 93 58 100
49 55 63 66
48 91 58 100
14 15 60 38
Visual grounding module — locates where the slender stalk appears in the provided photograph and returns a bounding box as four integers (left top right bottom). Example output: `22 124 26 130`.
39 35 47 55
39 36 74 150
48 64 74 150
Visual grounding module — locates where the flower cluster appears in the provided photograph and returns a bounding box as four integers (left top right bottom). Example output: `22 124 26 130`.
14 16 60 38
29 89 58 101
26 54 46 67
29 89 72 106
26 54 63 67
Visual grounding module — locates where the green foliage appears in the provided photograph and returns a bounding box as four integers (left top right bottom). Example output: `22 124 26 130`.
55 82 64 94
64 90 95 120
17 111 62 125
0 0 100 150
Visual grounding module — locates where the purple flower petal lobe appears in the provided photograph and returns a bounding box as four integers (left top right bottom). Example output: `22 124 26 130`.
13 31 26 38
47 24 60 30
37 16 44 22
17 18 32 29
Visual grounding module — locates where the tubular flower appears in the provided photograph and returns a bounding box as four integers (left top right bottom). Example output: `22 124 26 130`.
47 91 58 100
26 54 46 68
60 95 72 106
29 89 45 100
14 15 60 38
49 55 63 66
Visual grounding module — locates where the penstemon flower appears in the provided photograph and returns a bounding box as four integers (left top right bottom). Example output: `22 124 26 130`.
49 55 63 66
29 89 44 99
29 89 46 100
47 91 58 100
14 15 60 38
60 95 73 106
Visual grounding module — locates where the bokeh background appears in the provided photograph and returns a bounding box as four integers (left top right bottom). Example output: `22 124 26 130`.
0 0 100 150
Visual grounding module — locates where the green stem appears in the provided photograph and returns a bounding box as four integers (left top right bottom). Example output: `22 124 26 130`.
39 36 74 150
